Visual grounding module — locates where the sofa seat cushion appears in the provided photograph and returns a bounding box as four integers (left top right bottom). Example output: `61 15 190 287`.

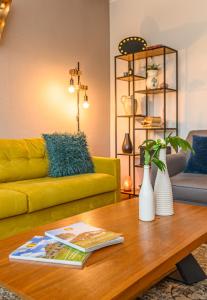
171 172 207 204
0 173 117 213
0 190 27 219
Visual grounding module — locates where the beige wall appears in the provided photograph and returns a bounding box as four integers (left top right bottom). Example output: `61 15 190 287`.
0 0 110 156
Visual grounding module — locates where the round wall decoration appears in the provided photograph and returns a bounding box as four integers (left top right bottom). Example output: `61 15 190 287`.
118 37 147 55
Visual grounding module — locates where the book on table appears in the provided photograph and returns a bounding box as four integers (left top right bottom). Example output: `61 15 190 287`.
45 222 124 252
9 236 90 268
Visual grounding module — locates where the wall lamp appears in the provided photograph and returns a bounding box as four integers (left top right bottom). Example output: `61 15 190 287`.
0 0 12 40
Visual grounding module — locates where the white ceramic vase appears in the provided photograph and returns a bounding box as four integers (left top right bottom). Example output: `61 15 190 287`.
121 95 138 115
139 165 155 222
154 148 174 216
147 70 159 89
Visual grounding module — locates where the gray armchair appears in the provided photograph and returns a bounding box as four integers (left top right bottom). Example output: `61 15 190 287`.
152 130 207 206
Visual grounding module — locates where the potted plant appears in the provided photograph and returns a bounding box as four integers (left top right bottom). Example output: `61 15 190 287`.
140 134 193 220
146 63 160 89
138 140 165 222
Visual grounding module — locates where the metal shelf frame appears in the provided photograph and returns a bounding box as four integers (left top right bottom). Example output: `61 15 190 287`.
115 46 178 197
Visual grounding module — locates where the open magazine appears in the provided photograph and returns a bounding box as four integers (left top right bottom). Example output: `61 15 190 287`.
45 222 124 252
9 236 90 268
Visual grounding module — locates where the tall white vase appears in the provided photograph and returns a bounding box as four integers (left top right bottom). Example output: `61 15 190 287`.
139 166 155 222
154 148 174 216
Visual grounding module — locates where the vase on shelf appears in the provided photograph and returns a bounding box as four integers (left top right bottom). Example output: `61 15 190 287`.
121 95 138 115
139 165 155 222
154 148 174 216
146 70 159 89
122 133 133 154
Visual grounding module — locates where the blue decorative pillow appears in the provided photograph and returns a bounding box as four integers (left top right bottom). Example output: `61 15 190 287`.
184 135 207 174
42 132 94 177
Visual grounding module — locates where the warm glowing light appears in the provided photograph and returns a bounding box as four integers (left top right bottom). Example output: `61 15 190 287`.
83 100 90 109
68 85 75 94
83 94 89 109
123 176 132 191
68 77 75 93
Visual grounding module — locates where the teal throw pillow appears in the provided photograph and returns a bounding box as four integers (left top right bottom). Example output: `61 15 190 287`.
42 132 94 177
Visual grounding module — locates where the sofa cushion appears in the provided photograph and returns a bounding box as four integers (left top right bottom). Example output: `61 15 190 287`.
171 172 207 204
0 138 48 183
43 132 94 177
0 173 117 213
185 135 207 174
0 190 27 219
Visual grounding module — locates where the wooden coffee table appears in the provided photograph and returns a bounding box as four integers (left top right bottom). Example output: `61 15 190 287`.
0 199 206 300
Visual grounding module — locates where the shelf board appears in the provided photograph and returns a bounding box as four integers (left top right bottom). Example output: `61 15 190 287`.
116 46 177 62
135 88 176 95
117 153 140 156
121 189 139 196
117 114 146 118
135 164 143 168
135 127 177 131
116 75 146 82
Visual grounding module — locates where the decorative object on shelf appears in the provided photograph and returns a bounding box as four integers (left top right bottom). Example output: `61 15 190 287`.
123 176 132 192
146 63 160 89
0 0 11 40
68 62 90 131
123 72 128 77
118 36 147 55
121 95 138 116
141 116 162 128
139 140 166 222
122 133 133 154
142 135 193 216
160 82 169 89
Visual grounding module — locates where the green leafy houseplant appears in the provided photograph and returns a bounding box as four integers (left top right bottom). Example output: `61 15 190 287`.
147 63 160 71
141 133 194 172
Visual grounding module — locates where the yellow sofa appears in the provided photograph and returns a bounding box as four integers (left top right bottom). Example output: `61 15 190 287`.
0 138 120 240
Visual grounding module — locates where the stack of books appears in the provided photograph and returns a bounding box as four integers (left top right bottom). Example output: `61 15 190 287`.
9 222 124 268
141 116 162 128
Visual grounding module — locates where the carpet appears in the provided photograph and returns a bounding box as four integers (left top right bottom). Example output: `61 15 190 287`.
0 245 206 300
139 244 207 300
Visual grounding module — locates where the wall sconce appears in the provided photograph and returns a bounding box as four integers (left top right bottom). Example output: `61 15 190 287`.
0 0 12 40
68 62 90 131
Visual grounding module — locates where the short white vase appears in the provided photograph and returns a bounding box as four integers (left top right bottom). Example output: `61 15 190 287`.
147 70 159 89
139 165 155 222
154 148 174 216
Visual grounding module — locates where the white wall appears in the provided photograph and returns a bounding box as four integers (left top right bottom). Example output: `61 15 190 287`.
0 0 110 156
110 0 207 148
110 0 207 185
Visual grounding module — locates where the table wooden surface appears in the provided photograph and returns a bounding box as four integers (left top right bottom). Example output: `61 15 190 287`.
0 199 206 300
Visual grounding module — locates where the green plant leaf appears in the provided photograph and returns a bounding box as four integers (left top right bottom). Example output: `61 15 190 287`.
152 157 166 171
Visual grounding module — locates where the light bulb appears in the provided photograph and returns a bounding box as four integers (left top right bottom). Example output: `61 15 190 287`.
68 85 75 93
83 100 90 109
83 94 90 109
68 77 75 94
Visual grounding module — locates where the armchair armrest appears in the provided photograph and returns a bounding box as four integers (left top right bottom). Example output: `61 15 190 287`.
151 152 187 186
92 156 120 190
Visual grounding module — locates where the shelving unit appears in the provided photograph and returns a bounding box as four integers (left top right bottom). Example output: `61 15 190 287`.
114 45 178 197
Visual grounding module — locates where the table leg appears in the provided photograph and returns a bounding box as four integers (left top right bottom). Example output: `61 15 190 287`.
168 253 206 285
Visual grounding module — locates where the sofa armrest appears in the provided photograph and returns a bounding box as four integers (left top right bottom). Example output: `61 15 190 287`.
151 152 187 186
92 156 120 190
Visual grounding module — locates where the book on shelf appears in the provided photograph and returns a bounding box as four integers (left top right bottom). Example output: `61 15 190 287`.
45 222 124 253
9 236 90 268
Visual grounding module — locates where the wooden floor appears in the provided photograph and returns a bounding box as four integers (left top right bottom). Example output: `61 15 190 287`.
0 199 206 300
